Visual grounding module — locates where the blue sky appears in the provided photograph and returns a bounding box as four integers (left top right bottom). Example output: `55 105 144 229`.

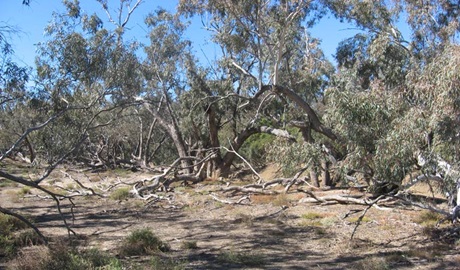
1 0 364 69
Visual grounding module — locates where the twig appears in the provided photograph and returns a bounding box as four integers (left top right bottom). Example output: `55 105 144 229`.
350 195 385 240
61 171 106 198
222 144 264 182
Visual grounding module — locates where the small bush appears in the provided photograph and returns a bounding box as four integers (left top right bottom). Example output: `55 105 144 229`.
80 248 122 269
119 228 169 256
14 229 46 247
109 187 131 201
218 250 265 267
8 245 122 270
414 210 442 226
0 214 33 258
0 214 28 235
17 186 31 196
353 256 390 270
150 256 186 270
0 235 16 258
180 240 198 250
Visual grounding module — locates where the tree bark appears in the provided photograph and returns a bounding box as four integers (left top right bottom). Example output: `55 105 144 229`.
321 159 331 187
310 170 319 187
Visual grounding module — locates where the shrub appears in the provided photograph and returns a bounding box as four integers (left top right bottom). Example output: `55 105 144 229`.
109 187 130 201
0 214 28 235
180 240 198 250
353 256 390 270
8 245 122 270
150 256 186 270
0 214 34 258
119 228 169 256
17 186 31 196
414 210 442 227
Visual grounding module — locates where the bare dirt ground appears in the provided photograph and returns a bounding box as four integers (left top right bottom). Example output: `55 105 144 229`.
1 161 460 269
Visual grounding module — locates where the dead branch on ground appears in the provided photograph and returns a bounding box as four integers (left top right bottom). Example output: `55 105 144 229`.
209 193 250 205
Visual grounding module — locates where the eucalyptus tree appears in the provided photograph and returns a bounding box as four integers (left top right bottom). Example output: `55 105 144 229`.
324 0 460 194
0 24 32 159
178 0 336 180
30 0 145 168
0 0 146 239
137 9 196 172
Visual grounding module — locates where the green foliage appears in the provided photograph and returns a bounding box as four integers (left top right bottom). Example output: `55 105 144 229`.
109 187 130 201
0 214 41 258
119 228 170 256
240 133 274 165
325 81 423 188
10 245 122 270
0 214 25 253
267 139 323 177
0 213 28 235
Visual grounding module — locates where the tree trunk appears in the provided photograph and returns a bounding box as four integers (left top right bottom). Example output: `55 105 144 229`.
207 100 223 170
457 179 460 207
143 118 157 167
310 170 319 187
141 100 192 172
321 159 331 187
23 136 35 163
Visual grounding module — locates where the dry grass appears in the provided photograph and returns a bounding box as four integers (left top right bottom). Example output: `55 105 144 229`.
17 186 31 196
234 213 254 227
414 210 443 227
251 194 275 204
272 193 289 206
301 212 325 220
352 256 390 270
217 249 265 267
348 216 372 223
